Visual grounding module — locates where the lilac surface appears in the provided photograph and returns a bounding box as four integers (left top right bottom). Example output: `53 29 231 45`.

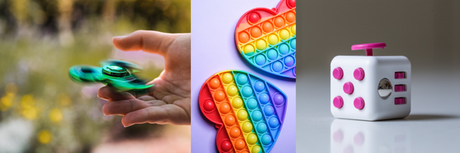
191 0 296 152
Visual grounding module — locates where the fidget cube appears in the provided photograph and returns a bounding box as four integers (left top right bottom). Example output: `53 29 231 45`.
330 43 411 121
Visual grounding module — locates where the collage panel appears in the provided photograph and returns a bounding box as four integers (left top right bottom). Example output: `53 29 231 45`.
191 0 296 152
0 0 191 153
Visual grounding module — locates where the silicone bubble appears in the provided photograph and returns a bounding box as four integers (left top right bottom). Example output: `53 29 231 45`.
268 34 279 45
239 32 250 43
262 22 273 33
274 17 285 28
235 0 296 79
199 70 288 153
286 12 296 23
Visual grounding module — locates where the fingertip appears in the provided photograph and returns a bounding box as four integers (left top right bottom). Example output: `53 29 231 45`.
102 103 110 116
97 86 110 100
121 115 134 127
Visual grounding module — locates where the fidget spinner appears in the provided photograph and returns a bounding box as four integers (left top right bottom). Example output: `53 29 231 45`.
69 60 154 96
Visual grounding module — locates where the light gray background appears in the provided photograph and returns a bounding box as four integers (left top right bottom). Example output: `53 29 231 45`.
297 1 460 152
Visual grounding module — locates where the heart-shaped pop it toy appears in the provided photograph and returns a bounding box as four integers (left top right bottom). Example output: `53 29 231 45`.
199 70 287 153
235 0 296 79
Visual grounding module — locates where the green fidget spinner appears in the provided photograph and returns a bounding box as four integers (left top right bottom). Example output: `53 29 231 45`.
69 60 154 96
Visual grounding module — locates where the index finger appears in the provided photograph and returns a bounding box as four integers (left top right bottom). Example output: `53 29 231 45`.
112 30 182 56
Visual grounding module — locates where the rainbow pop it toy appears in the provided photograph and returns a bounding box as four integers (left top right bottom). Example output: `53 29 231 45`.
199 70 287 153
235 0 296 79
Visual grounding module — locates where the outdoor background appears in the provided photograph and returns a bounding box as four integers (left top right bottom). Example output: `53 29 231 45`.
0 0 190 152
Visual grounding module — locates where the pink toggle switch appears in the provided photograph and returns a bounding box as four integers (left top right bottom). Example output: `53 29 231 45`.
354 97 365 110
343 82 354 94
333 96 344 108
394 84 406 92
354 68 365 80
395 72 406 79
395 97 406 105
333 67 344 80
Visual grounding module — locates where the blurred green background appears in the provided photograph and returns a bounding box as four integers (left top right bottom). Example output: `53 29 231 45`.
0 0 190 152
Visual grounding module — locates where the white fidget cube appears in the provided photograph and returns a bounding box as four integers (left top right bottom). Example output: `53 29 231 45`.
330 43 411 121
330 119 411 153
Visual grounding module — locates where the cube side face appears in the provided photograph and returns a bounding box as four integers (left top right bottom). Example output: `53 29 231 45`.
330 56 411 121
373 56 411 120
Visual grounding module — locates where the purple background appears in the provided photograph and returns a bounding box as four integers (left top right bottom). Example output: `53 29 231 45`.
191 0 296 152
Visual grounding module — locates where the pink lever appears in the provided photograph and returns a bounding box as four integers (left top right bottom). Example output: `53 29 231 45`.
351 42 386 56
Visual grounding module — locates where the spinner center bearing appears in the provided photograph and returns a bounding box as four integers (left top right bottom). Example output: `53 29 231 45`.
102 65 129 77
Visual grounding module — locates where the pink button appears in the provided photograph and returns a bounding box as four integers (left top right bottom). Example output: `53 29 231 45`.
354 68 365 80
333 67 343 80
395 72 406 79
394 84 406 92
395 97 406 105
354 97 365 110
333 96 344 108
343 82 354 94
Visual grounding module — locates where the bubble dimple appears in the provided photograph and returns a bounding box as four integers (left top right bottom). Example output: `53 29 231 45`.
272 61 283 72
220 102 231 114
235 139 246 150
252 110 263 121
244 45 255 56
290 38 296 49
209 78 220 89
247 133 258 144
279 43 290 55
237 74 248 85
225 115 236 126
252 145 261 153
248 12 261 24
259 93 270 104
239 32 250 43
251 27 262 38
232 97 243 108
262 22 273 32
254 81 265 92
242 86 253 97
257 123 268 133
247 98 258 109
286 12 296 23
280 29 290 40
267 49 278 60
274 17 285 27
256 39 267 50
291 25 296 35
230 127 241 138
214 90 225 101
287 0 296 7
222 73 234 84
203 100 215 111
268 34 279 45
242 122 253 133
255 54 266 65
237 109 248 121
221 140 232 152
264 106 274 116
261 134 272 145
284 56 295 67
274 93 285 105
269 117 279 128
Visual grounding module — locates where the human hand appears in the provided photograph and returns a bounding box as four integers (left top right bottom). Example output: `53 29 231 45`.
98 30 191 126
